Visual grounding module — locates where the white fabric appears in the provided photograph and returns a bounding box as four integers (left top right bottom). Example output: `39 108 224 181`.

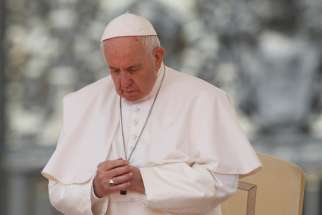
49 84 239 214
101 13 157 42
118 64 165 163
88 67 238 214
91 182 109 215
42 65 261 215
48 179 93 214
49 167 237 215
101 172 238 215
42 66 261 184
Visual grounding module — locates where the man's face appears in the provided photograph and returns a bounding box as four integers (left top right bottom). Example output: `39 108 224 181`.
103 37 164 101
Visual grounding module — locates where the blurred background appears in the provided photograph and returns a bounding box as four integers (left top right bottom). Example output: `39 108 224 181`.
1 0 322 214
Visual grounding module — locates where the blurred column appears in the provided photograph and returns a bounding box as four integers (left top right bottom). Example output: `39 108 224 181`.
0 0 7 214
304 174 321 215
0 0 6 148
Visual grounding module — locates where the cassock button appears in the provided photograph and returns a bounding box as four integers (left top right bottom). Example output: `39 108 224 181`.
133 119 139 125
134 107 140 112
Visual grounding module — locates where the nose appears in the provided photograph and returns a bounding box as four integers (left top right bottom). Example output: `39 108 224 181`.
120 71 132 89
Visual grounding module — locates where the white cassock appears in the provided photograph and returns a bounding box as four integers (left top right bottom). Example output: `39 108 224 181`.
42 64 261 215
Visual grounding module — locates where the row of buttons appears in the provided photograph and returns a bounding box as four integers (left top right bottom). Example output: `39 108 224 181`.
134 106 140 112
127 105 141 153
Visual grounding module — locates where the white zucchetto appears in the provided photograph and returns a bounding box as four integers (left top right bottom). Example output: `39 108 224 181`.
101 13 158 41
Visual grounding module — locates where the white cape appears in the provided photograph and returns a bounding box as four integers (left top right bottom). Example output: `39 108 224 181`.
42 66 261 184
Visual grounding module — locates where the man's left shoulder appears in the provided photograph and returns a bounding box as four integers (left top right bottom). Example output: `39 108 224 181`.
166 67 226 99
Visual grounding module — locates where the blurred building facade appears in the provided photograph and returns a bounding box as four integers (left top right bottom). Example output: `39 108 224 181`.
1 0 322 214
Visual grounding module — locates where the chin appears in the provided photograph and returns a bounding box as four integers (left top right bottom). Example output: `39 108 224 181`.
122 94 142 102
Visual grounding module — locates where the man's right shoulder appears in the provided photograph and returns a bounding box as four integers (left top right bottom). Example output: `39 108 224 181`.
59 76 115 133
63 76 113 103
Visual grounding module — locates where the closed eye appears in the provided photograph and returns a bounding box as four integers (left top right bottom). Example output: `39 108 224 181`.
109 68 120 74
127 65 142 74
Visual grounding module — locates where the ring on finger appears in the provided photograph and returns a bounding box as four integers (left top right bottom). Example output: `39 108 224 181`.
108 179 116 186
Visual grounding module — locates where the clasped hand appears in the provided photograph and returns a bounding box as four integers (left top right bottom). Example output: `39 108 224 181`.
93 159 145 198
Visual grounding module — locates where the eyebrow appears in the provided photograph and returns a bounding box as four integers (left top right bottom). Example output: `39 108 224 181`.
109 64 142 70
109 66 118 71
126 64 142 70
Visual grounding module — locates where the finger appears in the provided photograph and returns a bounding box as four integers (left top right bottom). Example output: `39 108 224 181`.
109 165 131 177
96 165 131 183
128 165 138 173
112 172 133 184
98 159 128 171
109 182 131 192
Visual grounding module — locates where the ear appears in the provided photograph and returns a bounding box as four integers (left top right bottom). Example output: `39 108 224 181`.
153 47 165 69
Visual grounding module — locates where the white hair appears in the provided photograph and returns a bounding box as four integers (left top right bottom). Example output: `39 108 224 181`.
139 35 161 55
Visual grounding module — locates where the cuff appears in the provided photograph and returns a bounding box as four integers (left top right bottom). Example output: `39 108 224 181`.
91 180 103 204
90 178 109 215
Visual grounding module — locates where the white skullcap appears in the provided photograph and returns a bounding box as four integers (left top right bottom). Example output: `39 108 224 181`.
101 13 158 42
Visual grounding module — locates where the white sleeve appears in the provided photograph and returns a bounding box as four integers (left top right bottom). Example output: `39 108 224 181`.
48 178 109 215
90 181 109 214
140 163 238 214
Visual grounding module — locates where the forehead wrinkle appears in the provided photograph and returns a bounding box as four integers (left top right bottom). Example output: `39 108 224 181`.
107 53 144 69
103 37 150 70
106 42 143 58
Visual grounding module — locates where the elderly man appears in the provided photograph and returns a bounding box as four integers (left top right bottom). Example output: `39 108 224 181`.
42 13 261 215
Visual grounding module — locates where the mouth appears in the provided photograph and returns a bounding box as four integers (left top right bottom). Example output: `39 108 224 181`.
124 90 136 93
120 89 138 95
